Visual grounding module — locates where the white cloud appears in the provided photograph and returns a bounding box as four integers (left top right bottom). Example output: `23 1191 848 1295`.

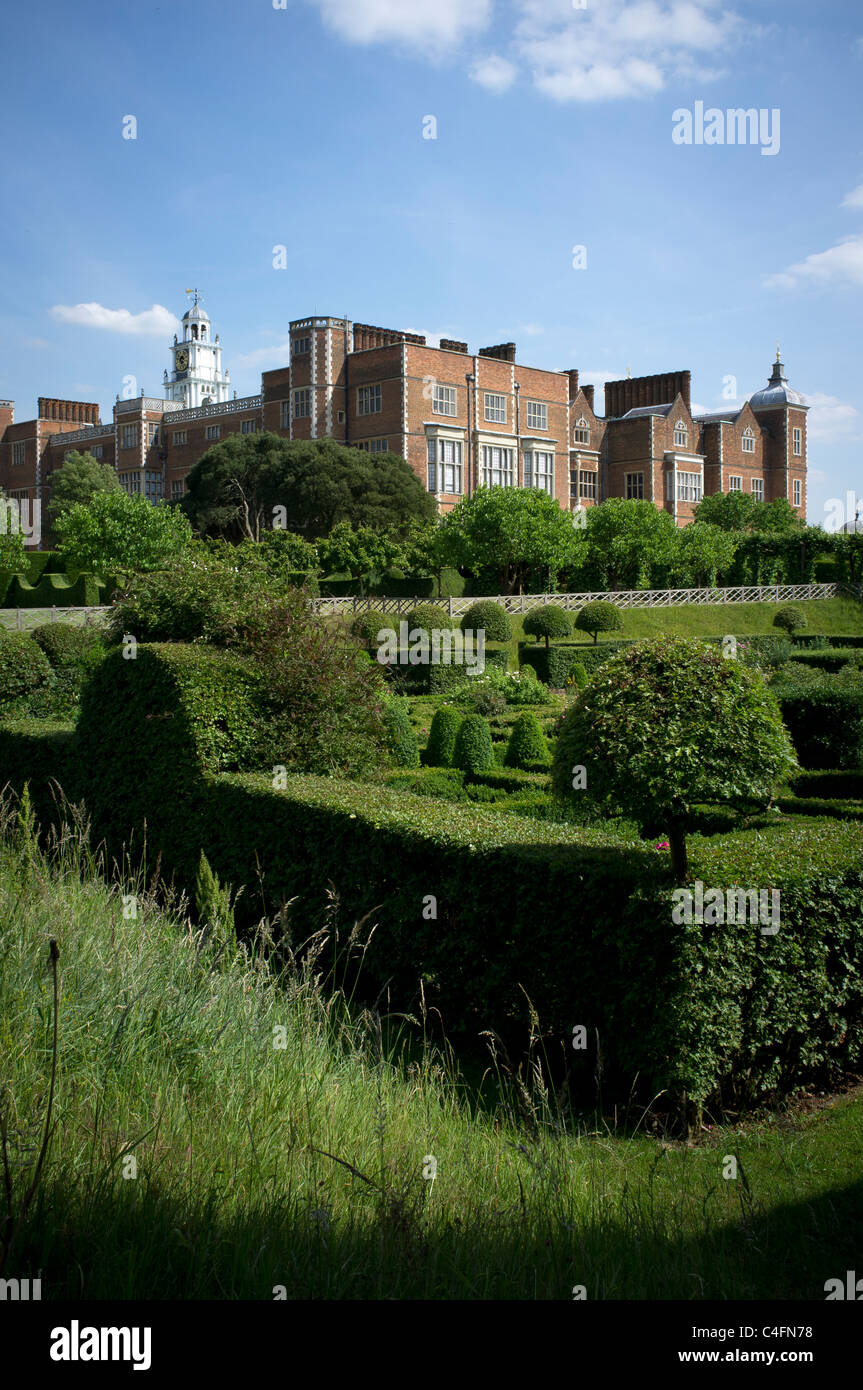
842 182 863 209
513 0 745 104
805 392 862 444
520 322 544 336
307 0 491 54
470 54 517 93
232 340 292 369
764 234 863 289
50 302 179 336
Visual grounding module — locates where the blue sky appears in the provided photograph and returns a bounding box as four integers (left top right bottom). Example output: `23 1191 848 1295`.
1 0 861 523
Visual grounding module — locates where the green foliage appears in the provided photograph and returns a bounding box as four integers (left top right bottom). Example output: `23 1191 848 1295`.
788 649 859 673
183 434 435 541
552 636 798 877
383 699 420 768
523 603 573 651
576 500 680 591
463 665 550 709
316 521 405 592
3 571 107 609
772 674 863 769
350 609 390 646
45 451 121 529
0 510 27 573
424 706 462 767
575 600 624 644
504 711 549 769
453 713 495 775
439 486 585 594
460 600 512 642
194 850 237 959
56 490 193 575
774 604 807 634
569 663 589 690
0 630 52 703
404 603 453 632
31 621 104 670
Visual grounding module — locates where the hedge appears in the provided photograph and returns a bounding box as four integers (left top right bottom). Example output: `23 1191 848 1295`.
3 571 106 608
385 645 508 695
0 631 52 702
790 769 863 799
4 633 863 1120
788 649 861 673
519 640 636 684
773 679 863 769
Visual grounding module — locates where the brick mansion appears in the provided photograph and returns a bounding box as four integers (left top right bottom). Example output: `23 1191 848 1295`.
0 294 808 528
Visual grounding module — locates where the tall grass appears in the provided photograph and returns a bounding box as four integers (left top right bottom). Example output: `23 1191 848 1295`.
1 792 861 1300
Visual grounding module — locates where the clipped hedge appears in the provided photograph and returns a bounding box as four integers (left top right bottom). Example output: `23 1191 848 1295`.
383 699 420 768
504 711 550 769
0 630 53 703
460 600 512 643
3 703 863 1117
788 649 861 673
520 640 636 685
424 706 462 767
774 679 863 769
3 571 105 608
453 714 495 775
790 769 863 799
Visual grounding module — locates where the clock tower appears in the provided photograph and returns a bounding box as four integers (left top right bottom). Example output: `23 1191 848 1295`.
163 290 231 408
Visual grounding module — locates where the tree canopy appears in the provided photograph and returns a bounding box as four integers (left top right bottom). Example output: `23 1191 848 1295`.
55 491 193 575
46 451 121 527
181 434 436 542
439 486 584 593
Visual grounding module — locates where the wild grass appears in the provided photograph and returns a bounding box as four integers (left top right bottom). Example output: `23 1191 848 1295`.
1 794 862 1300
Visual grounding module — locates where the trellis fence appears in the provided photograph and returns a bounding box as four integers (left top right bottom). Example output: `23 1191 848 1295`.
312 582 862 618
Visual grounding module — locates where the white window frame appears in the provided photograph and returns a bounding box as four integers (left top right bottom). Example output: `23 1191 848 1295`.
119 471 141 494
578 469 596 500
91 445 103 459
147 423 159 446
356 438 389 454
292 336 311 356
625 472 644 500
293 388 312 420
205 424 221 440
480 443 515 488
120 424 138 450
170 479 185 500
673 420 688 448
526 400 547 431
172 430 188 446
728 475 742 492
484 392 506 424
280 401 290 429
573 416 590 445
144 470 163 501
11 441 25 466
793 478 802 507
357 384 382 416
240 419 257 434
792 426 802 457
523 449 554 496
427 436 463 493
676 470 702 503
433 384 457 417
751 477 764 502
742 426 755 454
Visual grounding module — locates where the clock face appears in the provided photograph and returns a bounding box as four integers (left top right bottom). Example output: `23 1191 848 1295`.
175 348 189 371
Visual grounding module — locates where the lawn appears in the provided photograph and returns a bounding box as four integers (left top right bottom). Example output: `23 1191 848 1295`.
2 810 862 1301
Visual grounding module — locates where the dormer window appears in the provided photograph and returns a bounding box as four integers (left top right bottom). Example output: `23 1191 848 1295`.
742 426 755 454
574 416 590 445
673 420 688 448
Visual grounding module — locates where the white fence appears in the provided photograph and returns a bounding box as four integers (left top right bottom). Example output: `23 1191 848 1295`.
0 605 111 632
312 582 862 617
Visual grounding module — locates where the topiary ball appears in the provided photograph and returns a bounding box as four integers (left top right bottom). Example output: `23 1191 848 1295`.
404 603 453 633
0 630 53 704
350 610 390 646
522 604 573 649
773 605 807 634
460 600 511 643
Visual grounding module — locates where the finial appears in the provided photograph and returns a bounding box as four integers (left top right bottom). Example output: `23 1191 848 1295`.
776 342 781 362
626 364 632 379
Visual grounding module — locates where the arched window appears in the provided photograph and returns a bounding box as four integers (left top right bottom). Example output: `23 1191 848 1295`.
673 419 688 448
742 426 755 454
573 415 590 445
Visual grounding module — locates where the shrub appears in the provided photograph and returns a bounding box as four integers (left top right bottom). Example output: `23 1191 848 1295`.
575 600 623 645
504 711 549 769
568 663 589 690
0 631 52 704
350 609 390 647
787 649 859 673
31 622 105 670
453 714 495 775
383 699 420 768
425 706 462 767
774 604 807 634
772 675 863 770
552 636 798 882
460 600 511 643
519 662 538 682
404 603 453 633
523 604 573 650
470 684 507 718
